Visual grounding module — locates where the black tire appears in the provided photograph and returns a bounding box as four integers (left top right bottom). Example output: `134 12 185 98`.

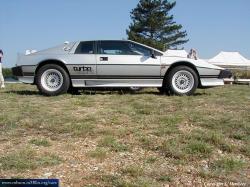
166 66 198 96
36 64 70 96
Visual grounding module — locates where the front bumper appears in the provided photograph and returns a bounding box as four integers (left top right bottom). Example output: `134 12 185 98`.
200 78 224 87
219 69 232 79
200 69 232 87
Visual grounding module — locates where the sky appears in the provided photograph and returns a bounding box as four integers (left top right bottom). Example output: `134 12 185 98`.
0 0 250 67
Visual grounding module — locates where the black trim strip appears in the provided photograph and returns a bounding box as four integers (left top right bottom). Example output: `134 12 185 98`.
67 64 161 67
23 72 35 76
20 65 37 67
200 75 219 78
71 75 162 79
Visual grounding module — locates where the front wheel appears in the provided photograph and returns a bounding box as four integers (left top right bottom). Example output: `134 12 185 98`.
36 64 70 96
166 66 198 96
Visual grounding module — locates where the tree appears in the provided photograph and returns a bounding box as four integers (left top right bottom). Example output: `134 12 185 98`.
127 0 188 51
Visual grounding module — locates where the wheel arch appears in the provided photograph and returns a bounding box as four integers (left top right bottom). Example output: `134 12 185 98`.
34 59 71 85
163 61 201 88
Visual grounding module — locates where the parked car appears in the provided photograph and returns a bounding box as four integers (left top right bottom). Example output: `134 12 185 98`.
12 40 231 96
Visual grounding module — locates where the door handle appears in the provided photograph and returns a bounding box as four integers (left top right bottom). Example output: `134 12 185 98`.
100 57 108 61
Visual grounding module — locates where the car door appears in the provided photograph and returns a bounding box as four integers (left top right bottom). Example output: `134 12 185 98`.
67 41 97 82
95 40 162 86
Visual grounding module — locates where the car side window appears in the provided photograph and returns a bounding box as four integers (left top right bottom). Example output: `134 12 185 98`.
128 42 152 56
154 51 163 56
98 41 134 55
75 41 94 54
128 42 162 56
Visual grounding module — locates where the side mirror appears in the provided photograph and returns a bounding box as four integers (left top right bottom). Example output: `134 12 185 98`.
151 53 157 59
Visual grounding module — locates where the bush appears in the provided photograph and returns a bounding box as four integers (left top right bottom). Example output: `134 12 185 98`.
231 69 250 79
3 68 13 77
3 68 17 79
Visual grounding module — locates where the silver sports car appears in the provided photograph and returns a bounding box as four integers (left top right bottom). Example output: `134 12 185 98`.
12 40 231 96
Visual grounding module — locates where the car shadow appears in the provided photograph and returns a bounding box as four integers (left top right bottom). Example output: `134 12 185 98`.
193 92 210 96
5 90 40 96
74 89 209 96
5 89 162 96
81 90 163 96
5 89 209 96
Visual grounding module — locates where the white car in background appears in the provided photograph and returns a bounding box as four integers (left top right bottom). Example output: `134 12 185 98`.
12 40 231 96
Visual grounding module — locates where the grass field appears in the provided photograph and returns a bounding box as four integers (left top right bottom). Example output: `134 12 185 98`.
0 84 249 186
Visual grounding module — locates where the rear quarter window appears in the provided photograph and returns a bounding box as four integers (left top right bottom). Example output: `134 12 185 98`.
75 41 94 54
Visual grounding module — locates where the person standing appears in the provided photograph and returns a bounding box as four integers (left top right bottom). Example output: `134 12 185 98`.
187 48 198 60
0 49 5 88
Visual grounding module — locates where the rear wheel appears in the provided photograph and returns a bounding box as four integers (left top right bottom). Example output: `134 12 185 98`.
36 64 70 96
166 66 198 96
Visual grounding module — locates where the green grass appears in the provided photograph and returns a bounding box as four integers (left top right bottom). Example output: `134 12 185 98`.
145 156 157 164
154 115 182 136
160 137 185 159
138 135 155 150
210 157 245 173
160 136 213 159
101 175 155 187
87 148 107 161
98 136 128 152
0 148 61 171
185 140 213 157
157 175 172 182
115 180 153 187
29 138 51 147
188 130 234 153
37 154 61 166
0 84 249 186
121 165 144 178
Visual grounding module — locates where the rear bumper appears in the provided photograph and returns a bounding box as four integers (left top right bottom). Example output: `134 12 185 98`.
12 66 35 84
12 66 23 76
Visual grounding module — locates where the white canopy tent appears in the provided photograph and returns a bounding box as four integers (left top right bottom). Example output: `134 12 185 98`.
208 51 250 67
164 49 188 58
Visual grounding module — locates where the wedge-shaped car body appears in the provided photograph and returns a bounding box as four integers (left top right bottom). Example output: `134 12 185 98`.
12 40 231 96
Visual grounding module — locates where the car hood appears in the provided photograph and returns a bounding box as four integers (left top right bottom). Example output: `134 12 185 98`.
193 59 224 70
162 55 223 70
